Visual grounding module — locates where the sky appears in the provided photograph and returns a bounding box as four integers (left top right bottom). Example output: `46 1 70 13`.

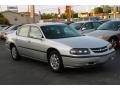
0 5 98 13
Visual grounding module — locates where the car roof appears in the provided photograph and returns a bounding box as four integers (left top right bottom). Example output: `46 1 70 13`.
25 22 66 27
74 20 101 24
109 20 120 22
102 20 120 23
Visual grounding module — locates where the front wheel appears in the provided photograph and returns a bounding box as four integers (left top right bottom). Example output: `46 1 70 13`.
109 38 119 49
10 45 20 61
48 51 64 72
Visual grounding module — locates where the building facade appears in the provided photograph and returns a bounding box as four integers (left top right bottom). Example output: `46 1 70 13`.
1 11 40 24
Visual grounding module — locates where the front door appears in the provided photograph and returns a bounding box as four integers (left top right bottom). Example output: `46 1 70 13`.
26 26 47 61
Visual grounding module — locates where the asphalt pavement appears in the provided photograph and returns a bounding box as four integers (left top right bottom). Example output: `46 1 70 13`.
0 40 120 85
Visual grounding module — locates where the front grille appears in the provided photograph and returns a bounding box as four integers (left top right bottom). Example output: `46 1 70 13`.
91 46 108 53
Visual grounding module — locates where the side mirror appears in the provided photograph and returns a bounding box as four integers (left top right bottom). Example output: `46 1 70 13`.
81 27 86 31
16 30 19 35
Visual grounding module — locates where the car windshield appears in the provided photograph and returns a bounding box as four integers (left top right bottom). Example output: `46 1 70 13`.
69 23 84 30
97 21 120 31
41 24 81 39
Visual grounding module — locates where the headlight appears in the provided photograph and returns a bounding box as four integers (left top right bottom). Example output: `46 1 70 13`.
70 48 90 55
107 43 113 50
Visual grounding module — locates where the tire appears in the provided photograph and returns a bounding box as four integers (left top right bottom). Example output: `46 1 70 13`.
109 38 119 49
48 50 64 72
10 45 20 61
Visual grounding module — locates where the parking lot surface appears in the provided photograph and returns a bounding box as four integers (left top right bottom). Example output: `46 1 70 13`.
0 40 120 85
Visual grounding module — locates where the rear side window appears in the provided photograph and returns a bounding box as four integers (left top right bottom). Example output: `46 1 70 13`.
18 26 30 37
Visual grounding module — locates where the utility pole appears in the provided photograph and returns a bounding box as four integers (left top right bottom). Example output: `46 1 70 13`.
113 5 117 19
28 5 35 23
65 6 72 22
57 8 61 21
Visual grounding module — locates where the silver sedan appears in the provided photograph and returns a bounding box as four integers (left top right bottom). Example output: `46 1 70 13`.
6 23 115 72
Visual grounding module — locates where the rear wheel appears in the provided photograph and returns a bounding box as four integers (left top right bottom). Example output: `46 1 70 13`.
48 50 64 72
10 45 20 60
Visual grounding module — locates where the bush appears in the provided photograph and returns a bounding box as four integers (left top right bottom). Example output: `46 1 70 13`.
0 13 9 25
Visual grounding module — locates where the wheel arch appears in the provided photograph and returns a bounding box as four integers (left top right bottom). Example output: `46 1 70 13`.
47 48 61 60
9 43 16 50
108 35 119 41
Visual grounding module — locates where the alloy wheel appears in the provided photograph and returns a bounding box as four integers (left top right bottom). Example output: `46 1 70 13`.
11 47 17 59
110 39 117 47
50 54 60 70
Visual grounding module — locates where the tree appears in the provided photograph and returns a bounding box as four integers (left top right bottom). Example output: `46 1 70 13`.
73 13 78 18
101 5 111 13
61 13 67 19
41 13 58 19
71 10 78 18
94 7 103 14
0 13 9 25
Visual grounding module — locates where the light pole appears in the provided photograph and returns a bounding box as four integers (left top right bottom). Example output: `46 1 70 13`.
28 5 35 23
113 5 117 19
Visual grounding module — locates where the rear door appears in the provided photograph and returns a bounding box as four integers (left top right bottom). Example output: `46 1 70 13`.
16 25 30 56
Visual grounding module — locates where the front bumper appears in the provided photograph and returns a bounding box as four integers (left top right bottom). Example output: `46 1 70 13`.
62 51 115 67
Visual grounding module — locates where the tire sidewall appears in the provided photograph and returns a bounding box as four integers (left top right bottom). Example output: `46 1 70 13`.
11 46 20 60
48 51 64 72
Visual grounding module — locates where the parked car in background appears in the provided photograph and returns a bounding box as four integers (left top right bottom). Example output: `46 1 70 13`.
70 21 102 34
55 21 74 25
6 23 115 72
86 20 120 48
0 25 8 31
0 24 22 39
99 19 110 24
0 25 9 39
1 26 10 31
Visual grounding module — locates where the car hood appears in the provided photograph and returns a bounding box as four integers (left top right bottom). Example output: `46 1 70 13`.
86 30 118 37
51 36 109 48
